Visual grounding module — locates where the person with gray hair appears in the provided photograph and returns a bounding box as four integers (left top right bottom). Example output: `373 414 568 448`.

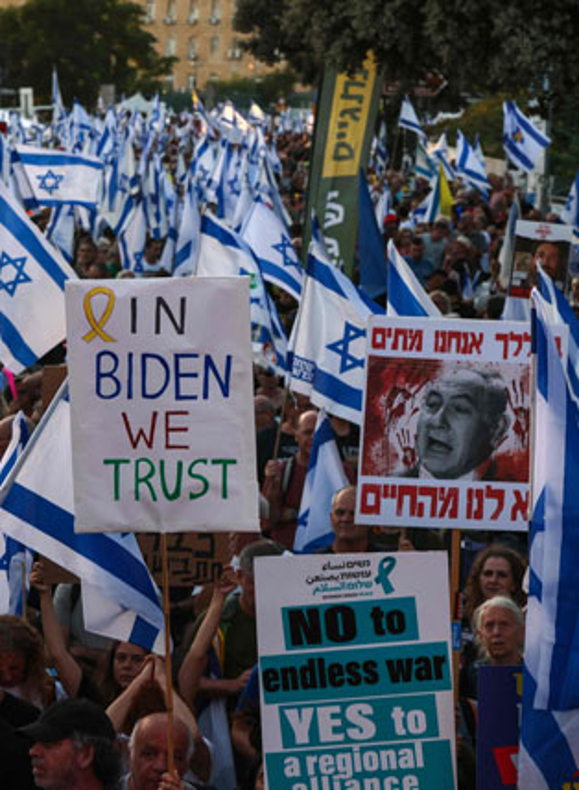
461 595 524 699
408 367 511 480
123 712 196 790
20 698 121 789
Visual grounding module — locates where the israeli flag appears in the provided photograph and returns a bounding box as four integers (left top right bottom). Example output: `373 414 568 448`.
0 181 77 372
196 212 287 373
398 96 427 141
372 120 388 177
374 185 392 230
288 240 384 424
173 184 201 277
0 411 33 615
45 204 75 265
415 139 436 181
431 132 456 181
562 169 579 227
503 100 551 173
411 168 442 226
518 273 579 788
455 130 490 197
240 199 302 301
118 198 147 275
294 410 349 553
51 65 66 124
0 384 165 652
14 145 104 209
386 240 441 318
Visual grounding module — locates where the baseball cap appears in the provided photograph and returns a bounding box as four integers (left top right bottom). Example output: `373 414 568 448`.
19 698 117 743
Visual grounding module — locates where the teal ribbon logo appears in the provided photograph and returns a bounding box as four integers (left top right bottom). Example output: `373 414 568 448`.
375 556 397 594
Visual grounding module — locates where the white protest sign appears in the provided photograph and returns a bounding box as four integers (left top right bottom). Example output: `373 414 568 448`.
255 552 456 790
65 278 259 533
357 316 540 532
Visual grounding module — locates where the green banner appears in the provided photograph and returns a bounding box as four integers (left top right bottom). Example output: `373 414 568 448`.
304 57 383 277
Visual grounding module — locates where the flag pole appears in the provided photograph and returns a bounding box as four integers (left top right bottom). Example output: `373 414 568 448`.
450 529 462 706
20 560 27 622
272 387 290 461
160 534 175 776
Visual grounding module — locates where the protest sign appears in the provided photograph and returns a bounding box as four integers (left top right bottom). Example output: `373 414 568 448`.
357 316 535 532
509 220 572 299
65 278 259 533
476 665 522 789
255 552 455 790
137 531 228 587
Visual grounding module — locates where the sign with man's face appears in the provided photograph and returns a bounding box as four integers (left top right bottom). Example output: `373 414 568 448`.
509 221 572 298
356 317 540 532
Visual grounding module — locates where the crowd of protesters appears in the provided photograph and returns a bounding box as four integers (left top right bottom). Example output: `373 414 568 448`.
3 108 567 788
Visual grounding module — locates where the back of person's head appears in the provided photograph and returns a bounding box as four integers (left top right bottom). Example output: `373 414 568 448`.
239 539 285 574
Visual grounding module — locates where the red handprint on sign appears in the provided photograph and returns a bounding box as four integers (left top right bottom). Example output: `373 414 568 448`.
396 428 417 469
508 378 530 447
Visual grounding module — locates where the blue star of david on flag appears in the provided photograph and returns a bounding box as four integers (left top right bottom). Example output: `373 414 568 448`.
0 251 32 297
36 169 64 194
272 234 301 273
228 174 241 197
326 321 365 374
132 251 144 273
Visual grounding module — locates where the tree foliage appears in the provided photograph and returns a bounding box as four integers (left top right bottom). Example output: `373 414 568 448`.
234 0 579 110
0 0 175 107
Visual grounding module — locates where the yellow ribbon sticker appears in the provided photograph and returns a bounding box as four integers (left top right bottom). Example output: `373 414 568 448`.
82 286 117 343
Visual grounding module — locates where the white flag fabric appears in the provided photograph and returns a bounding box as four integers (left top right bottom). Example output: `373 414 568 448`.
14 145 104 209
240 199 303 302
562 169 579 227
503 101 551 173
294 410 348 553
0 181 77 372
398 96 427 141
0 411 33 615
118 198 147 275
455 130 490 196
386 240 441 318
288 238 383 424
0 384 165 651
518 272 579 788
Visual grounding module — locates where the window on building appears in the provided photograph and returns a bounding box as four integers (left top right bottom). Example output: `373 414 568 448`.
188 74 197 91
165 0 177 22
165 34 177 56
188 1 199 23
145 0 156 22
210 35 220 57
188 37 197 59
209 0 221 23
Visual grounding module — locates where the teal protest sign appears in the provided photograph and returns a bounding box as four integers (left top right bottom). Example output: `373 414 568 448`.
255 553 456 789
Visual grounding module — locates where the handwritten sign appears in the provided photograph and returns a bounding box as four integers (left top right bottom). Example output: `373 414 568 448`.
65 278 259 533
256 552 456 790
137 532 229 587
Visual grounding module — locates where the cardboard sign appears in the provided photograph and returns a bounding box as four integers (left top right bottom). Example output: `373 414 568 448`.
137 532 229 587
65 278 259 533
255 552 456 790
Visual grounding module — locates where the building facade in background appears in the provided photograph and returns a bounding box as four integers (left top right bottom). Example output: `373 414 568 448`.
138 0 270 90
0 0 271 92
